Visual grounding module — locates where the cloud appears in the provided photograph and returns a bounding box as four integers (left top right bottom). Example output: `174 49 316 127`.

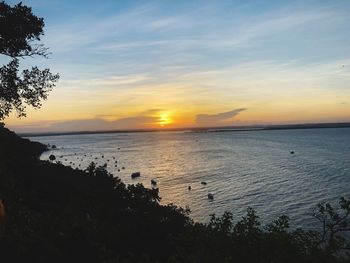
142 109 165 114
112 116 159 128
47 114 160 132
62 74 152 87
12 117 156 133
196 108 246 126
44 1 338 58
48 118 109 131
87 7 334 57
10 108 165 133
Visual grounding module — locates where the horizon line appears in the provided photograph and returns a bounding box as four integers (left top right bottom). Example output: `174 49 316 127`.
19 121 350 137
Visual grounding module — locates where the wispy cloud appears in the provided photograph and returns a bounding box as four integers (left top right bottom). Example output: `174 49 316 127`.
46 109 165 131
49 116 159 131
196 108 247 126
43 2 339 56
40 1 349 87
62 74 152 87
10 110 163 133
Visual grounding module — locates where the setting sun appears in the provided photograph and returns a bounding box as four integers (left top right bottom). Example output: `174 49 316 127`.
159 113 172 127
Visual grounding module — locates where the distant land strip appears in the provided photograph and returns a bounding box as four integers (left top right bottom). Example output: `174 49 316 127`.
19 122 350 137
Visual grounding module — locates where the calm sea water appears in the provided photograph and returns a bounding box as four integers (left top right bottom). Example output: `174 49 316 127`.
29 128 350 228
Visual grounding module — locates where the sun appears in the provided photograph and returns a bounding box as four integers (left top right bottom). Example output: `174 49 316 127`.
159 113 172 127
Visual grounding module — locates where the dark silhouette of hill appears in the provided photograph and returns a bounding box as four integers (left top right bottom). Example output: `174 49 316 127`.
0 125 350 262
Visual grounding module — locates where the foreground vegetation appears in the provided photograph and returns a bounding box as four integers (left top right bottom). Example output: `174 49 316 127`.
0 125 349 262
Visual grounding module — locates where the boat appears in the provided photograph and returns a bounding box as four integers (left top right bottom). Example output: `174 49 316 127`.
131 172 141 179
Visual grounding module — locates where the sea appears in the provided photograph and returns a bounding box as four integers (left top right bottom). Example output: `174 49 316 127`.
29 127 350 229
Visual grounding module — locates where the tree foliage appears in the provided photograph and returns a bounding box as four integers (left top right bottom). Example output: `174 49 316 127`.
1 125 350 262
0 1 59 120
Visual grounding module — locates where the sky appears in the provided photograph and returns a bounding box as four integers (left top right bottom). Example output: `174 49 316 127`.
3 0 350 132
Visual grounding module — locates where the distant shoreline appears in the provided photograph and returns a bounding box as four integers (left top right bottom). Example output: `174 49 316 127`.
20 122 350 137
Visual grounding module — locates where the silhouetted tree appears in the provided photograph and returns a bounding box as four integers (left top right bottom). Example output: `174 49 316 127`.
0 1 59 120
314 197 350 252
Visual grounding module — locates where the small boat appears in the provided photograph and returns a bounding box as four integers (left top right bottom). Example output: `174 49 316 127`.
208 193 214 200
131 172 141 179
201 181 207 185
188 186 192 190
151 179 157 186
290 151 295 154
